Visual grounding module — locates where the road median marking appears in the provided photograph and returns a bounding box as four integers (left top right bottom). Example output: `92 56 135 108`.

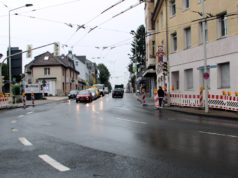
39 154 70 172
19 137 33 146
199 131 238 138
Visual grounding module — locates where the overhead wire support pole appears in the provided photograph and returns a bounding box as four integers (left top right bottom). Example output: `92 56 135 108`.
202 0 209 113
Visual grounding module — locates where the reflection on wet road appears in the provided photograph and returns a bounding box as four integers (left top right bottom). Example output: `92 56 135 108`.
10 93 238 177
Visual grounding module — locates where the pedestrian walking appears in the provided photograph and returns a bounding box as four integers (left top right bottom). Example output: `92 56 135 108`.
157 86 165 108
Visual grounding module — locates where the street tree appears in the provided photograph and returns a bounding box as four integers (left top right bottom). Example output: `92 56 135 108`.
97 63 111 86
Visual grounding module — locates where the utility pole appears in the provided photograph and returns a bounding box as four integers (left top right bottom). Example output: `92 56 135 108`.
165 0 170 105
202 0 209 113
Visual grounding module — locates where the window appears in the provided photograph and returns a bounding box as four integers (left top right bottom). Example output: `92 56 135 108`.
44 68 50 75
198 0 205 3
75 61 78 66
217 12 227 38
218 62 230 88
184 27 191 49
171 32 177 52
184 69 193 90
198 21 208 44
152 41 155 56
171 71 179 90
183 0 189 9
170 0 176 16
160 11 163 29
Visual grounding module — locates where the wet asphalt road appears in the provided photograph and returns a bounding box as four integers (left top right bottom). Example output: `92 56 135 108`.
0 93 238 178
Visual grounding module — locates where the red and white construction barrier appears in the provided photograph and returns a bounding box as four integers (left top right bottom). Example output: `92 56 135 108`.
208 95 238 111
0 97 9 108
141 92 146 105
154 93 159 108
170 92 238 112
170 94 200 107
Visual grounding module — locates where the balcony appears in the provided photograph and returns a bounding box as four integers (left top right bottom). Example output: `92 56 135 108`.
146 54 156 69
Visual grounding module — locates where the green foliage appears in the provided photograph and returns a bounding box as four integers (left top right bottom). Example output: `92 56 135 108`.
97 63 111 85
130 25 146 67
1 63 9 80
12 84 21 95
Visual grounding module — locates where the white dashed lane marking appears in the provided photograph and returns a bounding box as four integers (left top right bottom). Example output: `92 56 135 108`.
39 154 70 172
27 112 33 115
11 120 17 124
18 137 33 146
11 128 18 132
199 131 238 138
115 117 147 125
18 115 24 118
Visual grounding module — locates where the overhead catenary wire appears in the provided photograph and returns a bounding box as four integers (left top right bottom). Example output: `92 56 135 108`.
64 0 128 44
73 1 143 46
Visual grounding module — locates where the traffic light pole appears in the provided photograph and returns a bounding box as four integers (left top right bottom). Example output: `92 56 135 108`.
0 42 57 93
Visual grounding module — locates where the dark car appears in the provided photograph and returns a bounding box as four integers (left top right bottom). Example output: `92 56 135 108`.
112 88 124 98
76 90 93 103
68 90 79 99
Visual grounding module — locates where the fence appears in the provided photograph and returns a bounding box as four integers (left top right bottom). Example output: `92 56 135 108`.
170 92 238 112
0 96 9 108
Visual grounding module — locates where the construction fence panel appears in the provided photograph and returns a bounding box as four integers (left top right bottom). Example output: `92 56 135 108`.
0 96 9 108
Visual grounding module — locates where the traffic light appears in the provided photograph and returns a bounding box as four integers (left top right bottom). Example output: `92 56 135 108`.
163 62 168 76
26 45 32 58
54 42 60 56
42 79 46 87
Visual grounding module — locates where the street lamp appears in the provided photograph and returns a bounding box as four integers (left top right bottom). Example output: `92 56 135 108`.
8 4 33 96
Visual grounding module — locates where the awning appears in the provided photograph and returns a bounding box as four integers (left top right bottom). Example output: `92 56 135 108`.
143 69 156 77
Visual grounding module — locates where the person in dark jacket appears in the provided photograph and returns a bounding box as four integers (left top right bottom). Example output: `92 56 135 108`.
157 86 165 108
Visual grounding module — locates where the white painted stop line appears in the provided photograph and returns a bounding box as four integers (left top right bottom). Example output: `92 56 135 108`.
39 154 70 172
18 137 33 146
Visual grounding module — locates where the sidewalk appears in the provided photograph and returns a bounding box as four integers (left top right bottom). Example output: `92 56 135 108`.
0 96 68 110
137 94 238 120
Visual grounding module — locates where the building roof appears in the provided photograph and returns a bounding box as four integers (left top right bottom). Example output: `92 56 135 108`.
25 51 79 74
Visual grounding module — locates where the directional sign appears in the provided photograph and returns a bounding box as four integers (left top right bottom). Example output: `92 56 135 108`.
197 65 217 70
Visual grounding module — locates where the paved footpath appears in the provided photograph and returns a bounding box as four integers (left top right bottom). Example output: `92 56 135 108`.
136 94 238 120
0 96 68 110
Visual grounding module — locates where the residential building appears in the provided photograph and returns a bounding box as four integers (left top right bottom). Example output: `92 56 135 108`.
25 51 79 96
148 0 238 97
144 0 157 97
86 59 97 86
67 51 88 90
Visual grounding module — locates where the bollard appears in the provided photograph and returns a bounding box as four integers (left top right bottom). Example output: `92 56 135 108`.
141 89 147 106
22 92 26 109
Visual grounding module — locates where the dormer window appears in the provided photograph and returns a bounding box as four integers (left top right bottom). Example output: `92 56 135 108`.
44 56 49 60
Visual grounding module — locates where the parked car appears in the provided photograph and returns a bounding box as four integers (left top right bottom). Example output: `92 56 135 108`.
76 90 93 103
93 84 105 96
104 87 109 94
68 90 79 99
87 88 98 100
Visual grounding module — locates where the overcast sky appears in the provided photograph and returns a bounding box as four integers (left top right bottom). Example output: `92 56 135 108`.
0 0 144 86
